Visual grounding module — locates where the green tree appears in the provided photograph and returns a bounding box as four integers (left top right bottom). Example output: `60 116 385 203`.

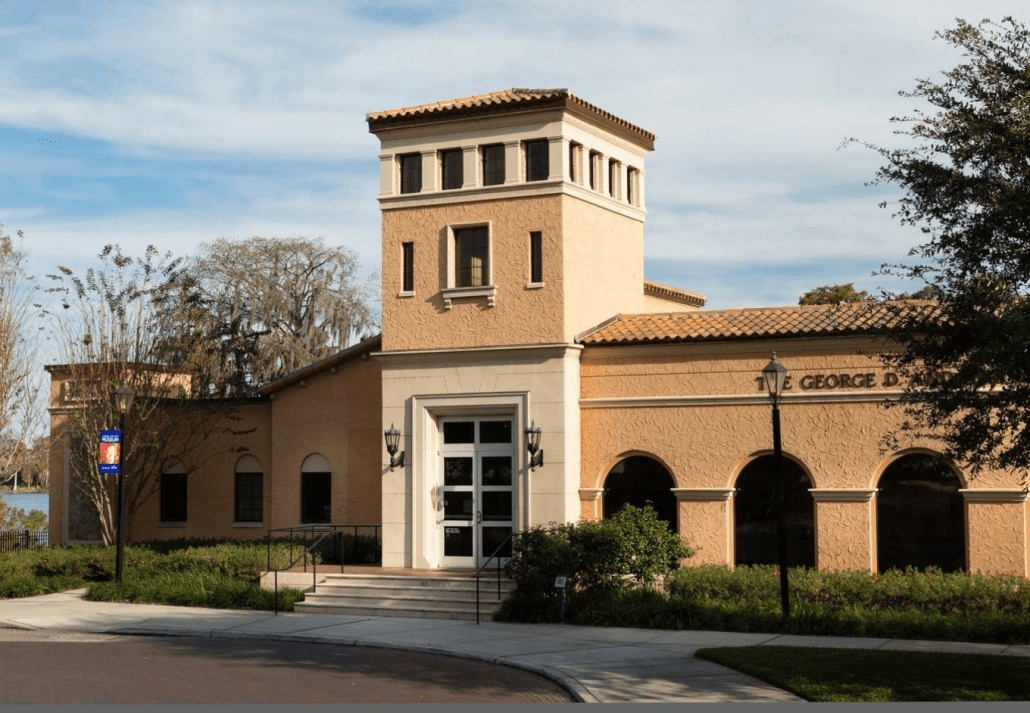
853 17 1030 479
190 237 377 395
44 245 242 544
0 225 44 492
798 283 871 306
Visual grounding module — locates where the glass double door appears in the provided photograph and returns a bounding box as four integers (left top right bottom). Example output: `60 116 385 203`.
440 418 515 568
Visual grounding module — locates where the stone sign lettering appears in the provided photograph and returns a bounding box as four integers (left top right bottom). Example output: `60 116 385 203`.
754 372 899 392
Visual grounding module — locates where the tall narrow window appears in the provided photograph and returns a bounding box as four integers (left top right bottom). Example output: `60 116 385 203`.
399 153 421 194
608 159 621 199
529 231 543 284
401 242 414 293
627 167 638 205
524 139 549 182
589 150 601 190
301 454 332 525
160 459 188 523
482 144 505 186
440 149 463 190
454 227 489 287
234 455 263 523
569 142 581 183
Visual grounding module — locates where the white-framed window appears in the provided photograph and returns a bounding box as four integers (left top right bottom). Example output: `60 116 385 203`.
608 159 621 199
568 142 582 184
442 223 496 309
627 167 639 206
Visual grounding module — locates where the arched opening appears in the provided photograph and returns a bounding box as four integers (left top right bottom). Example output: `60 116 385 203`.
234 455 263 524
734 455 815 568
300 453 331 524
877 453 965 573
160 458 188 524
602 455 678 533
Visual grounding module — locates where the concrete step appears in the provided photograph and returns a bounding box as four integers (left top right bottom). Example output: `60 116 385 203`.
293 573 514 622
293 600 502 621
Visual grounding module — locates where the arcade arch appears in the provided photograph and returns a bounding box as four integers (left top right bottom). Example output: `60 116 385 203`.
733 454 815 568
876 451 965 573
602 455 678 533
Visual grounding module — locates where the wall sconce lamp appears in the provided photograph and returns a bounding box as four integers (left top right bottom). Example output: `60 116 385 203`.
384 424 405 471
525 421 543 470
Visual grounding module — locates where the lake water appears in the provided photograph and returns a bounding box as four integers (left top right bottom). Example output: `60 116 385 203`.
0 492 49 517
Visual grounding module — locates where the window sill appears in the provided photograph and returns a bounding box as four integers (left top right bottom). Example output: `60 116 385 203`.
441 285 496 310
233 522 264 528
159 522 187 527
396 290 415 298
525 282 545 290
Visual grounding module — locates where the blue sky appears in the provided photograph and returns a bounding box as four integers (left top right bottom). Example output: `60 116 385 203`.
1 0 1024 315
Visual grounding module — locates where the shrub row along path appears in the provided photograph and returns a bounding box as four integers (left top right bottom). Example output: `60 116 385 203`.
3 589 1028 704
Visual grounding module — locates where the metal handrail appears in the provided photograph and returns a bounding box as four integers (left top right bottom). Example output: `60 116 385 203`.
474 532 515 625
264 525 381 615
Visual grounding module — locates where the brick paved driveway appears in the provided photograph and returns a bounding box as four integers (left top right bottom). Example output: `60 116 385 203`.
0 630 576 704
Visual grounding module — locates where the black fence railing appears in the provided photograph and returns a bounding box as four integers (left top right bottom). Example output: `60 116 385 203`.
0 529 49 553
474 532 513 624
264 525 382 615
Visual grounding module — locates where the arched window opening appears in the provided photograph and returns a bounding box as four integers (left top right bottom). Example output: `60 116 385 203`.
234 455 263 524
300 454 331 525
877 453 964 573
160 458 188 524
602 456 678 533
734 456 814 568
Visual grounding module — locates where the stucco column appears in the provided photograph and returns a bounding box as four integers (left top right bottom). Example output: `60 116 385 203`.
961 489 1030 577
461 145 478 189
378 153 395 197
579 488 603 521
503 140 521 184
547 137 564 181
810 489 877 573
420 150 438 192
673 488 734 567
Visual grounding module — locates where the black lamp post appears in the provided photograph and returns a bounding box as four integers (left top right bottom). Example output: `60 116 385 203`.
761 353 791 618
114 382 135 584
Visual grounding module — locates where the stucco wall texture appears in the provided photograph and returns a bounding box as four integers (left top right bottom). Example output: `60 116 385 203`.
380 194 644 351
580 339 1029 576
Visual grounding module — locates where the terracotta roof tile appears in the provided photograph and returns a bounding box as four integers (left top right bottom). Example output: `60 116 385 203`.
367 88 655 145
578 301 936 346
643 279 706 308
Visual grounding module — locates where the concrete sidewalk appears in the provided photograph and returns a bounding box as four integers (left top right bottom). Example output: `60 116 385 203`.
2 590 1029 703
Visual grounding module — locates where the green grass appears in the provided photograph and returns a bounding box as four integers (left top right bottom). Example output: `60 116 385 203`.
0 540 306 611
695 646 1030 701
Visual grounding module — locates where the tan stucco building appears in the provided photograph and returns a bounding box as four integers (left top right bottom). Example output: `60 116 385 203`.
47 88 1030 578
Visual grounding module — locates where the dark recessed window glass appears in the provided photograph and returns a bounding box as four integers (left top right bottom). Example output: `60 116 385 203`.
529 231 543 283
734 456 814 568
481 456 512 486
160 471 188 523
608 159 619 198
524 140 549 182
399 153 422 194
482 491 512 521
443 421 475 444
603 456 678 534
301 472 331 524
444 457 473 486
454 227 489 287
402 242 414 292
440 149 463 190
444 526 473 556
235 472 263 523
444 492 474 520
482 144 505 186
479 421 512 444
482 526 512 557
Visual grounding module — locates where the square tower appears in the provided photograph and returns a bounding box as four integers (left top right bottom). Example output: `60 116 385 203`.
368 88 656 352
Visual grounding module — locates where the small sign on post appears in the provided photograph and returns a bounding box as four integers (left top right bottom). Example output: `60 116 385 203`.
99 430 121 474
